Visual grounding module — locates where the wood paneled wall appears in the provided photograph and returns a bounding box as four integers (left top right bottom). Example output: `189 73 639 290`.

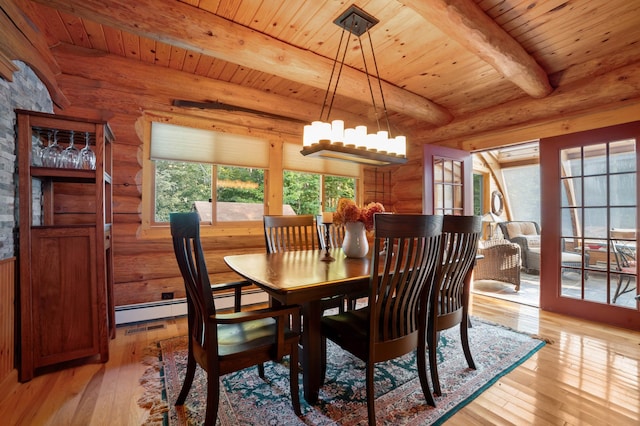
0 257 16 394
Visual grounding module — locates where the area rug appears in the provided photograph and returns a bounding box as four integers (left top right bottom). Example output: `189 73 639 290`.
139 318 545 425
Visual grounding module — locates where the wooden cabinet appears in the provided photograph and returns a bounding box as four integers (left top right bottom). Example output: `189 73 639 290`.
16 110 114 381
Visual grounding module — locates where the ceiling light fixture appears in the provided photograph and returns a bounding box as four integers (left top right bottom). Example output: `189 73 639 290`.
300 5 407 166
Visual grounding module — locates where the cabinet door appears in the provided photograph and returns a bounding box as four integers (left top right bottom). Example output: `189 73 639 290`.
30 226 98 367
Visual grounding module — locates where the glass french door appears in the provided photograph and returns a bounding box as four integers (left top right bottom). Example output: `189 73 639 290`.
423 145 473 215
540 122 640 329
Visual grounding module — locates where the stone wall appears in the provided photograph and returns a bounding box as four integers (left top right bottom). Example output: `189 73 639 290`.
0 61 52 260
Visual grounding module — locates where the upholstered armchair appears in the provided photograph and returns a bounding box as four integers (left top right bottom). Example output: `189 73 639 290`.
498 221 541 274
498 220 589 277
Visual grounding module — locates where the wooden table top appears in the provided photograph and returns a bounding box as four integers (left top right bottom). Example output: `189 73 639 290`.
224 248 371 304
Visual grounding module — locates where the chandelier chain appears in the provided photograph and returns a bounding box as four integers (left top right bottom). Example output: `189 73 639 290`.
321 28 347 122
366 30 392 138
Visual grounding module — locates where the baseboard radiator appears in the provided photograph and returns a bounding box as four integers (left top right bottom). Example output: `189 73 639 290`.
115 288 269 325
0 257 16 394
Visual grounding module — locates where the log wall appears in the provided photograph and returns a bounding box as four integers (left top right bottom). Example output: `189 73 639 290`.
51 69 403 306
48 50 640 307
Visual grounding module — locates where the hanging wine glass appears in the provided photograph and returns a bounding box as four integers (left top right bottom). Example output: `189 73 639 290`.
31 129 44 167
42 130 62 168
61 130 80 168
79 132 96 170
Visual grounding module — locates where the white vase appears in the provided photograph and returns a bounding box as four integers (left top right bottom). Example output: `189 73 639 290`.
342 221 369 258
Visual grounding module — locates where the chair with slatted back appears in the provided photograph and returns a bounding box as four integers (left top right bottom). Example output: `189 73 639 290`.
321 214 443 425
170 212 301 424
611 229 636 303
264 214 348 315
264 214 319 253
427 214 482 396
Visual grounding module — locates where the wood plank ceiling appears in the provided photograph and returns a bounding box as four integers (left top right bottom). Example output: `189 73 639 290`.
5 0 640 145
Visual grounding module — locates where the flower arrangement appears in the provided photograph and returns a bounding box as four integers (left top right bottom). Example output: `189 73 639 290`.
333 198 385 232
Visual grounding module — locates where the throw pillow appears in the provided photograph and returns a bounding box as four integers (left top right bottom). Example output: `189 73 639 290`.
520 222 537 235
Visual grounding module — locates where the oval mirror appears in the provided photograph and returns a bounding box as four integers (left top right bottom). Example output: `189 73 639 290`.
491 191 504 216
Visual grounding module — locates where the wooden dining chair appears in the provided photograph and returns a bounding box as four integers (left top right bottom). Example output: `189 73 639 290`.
321 214 443 425
264 214 348 314
427 214 482 396
264 214 319 253
610 230 636 303
170 212 302 424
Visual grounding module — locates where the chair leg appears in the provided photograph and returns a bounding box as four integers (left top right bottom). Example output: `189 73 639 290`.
366 361 376 426
204 371 220 426
428 326 441 396
258 363 265 378
289 342 301 416
613 275 635 303
320 336 327 385
176 344 196 405
417 330 436 407
460 312 476 370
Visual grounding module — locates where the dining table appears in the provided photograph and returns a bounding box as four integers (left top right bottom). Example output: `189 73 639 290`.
224 248 371 404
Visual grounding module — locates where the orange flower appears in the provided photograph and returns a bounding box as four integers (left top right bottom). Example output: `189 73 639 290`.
333 198 385 231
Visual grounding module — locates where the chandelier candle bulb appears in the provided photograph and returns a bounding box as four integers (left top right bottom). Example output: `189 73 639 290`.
377 131 388 153
386 140 397 155
344 128 356 147
322 211 334 223
303 125 313 147
331 120 344 145
318 122 332 143
355 125 368 149
309 121 324 145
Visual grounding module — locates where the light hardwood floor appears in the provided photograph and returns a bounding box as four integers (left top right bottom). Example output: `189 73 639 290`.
1 294 638 425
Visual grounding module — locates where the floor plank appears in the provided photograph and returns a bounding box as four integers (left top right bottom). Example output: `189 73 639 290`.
0 295 638 425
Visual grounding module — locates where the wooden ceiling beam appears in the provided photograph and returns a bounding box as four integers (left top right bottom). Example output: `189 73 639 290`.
32 0 453 126
400 0 552 99
422 60 640 144
0 0 69 108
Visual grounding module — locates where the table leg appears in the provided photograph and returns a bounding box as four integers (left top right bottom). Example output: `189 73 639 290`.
301 300 322 404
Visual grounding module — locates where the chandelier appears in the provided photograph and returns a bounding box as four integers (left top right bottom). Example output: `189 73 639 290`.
301 5 407 166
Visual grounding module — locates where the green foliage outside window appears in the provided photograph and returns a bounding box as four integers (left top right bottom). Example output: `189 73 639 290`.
155 160 212 222
155 161 265 222
324 175 355 211
216 165 264 203
473 174 483 216
155 160 355 221
282 171 356 215
283 171 321 214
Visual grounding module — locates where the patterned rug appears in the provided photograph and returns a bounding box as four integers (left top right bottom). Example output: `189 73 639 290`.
139 318 545 425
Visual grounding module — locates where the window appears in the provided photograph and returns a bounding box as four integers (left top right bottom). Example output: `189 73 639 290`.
149 122 268 224
473 173 484 216
154 160 265 223
282 171 355 215
142 117 363 235
503 164 540 223
433 158 463 215
560 139 637 304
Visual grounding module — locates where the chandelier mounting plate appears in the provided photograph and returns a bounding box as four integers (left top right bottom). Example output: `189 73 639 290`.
334 5 379 37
